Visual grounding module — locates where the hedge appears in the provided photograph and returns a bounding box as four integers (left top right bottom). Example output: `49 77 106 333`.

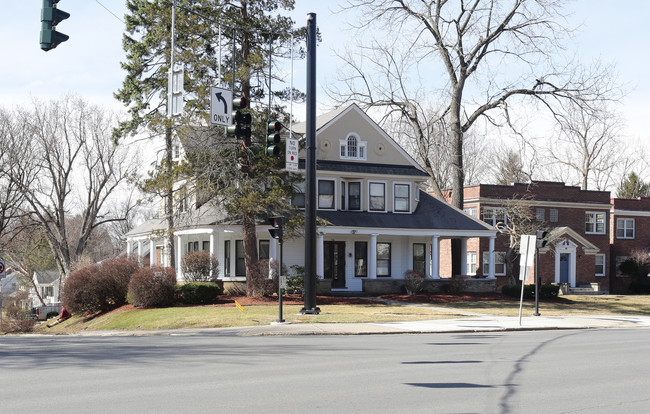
502 283 560 299
176 282 221 305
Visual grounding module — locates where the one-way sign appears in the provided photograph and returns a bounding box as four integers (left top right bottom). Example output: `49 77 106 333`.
210 86 233 126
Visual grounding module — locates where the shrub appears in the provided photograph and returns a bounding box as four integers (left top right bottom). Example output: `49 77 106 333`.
628 279 650 294
286 265 312 296
502 283 559 299
63 256 139 314
176 282 221 305
1 293 36 333
180 251 220 282
128 267 177 308
404 269 425 295
619 250 649 280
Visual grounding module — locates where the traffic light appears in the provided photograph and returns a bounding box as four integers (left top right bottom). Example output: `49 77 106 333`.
225 97 251 140
536 230 548 249
266 121 283 156
40 0 70 51
268 216 283 242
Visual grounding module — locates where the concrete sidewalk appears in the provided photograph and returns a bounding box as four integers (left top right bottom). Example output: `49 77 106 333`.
70 314 650 337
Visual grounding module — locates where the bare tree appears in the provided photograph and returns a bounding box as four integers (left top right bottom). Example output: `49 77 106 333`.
0 96 138 292
331 0 618 207
546 100 627 190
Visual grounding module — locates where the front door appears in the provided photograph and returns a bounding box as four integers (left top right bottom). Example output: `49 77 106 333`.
324 241 346 289
559 253 570 283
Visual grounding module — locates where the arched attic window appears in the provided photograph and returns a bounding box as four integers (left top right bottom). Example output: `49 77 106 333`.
339 133 367 160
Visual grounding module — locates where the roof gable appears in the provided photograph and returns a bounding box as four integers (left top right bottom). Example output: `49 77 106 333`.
293 104 426 176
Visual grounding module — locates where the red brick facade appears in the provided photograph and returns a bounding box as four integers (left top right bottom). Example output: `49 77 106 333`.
441 182 617 291
610 197 650 292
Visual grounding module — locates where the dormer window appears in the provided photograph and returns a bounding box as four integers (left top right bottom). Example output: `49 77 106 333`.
340 133 367 160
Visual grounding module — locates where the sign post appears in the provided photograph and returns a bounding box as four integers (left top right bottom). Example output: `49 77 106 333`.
518 235 536 325
210 86 233 126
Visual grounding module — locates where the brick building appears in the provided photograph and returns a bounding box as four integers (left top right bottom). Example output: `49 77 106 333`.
441 182 612 292
610 197 650 292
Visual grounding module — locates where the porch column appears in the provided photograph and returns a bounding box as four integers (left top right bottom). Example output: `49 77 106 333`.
316 233 324 278
149 239 156 268
430 235 440 279
176 234 183 281
209 230 216 278
126 240 132 258
269 237 277 261
137 240 143 266
460 238 468 276
369 233 378 279
488 235 496 279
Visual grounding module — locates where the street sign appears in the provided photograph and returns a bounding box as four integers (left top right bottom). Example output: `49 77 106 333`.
285 138 299 171
0 259 5 279
210 86 232 126
168 64 184 117
279 275 287 289
519 235 536 281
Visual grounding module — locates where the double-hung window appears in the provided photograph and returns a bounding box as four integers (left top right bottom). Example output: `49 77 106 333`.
318 179 336 210
585 212 606 234
235 240 246 276
376 242 391 277
413 243 426 274
467 252 477 275
394 183 410 213
482 208 506 226
483 252 506 275
341 181 361 211
369 182 386 212
595 254 606 276
616 218 634 239
354 242 368 277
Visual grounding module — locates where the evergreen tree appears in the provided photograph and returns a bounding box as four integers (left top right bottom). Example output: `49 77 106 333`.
115 1 303 292
617 172 650 199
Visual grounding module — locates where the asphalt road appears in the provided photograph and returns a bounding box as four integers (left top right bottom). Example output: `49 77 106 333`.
1 329 649 413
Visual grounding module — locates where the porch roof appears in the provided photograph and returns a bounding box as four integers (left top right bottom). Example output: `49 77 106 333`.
317 190 494 232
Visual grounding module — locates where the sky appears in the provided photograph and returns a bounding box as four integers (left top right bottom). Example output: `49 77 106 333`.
1 1 648 143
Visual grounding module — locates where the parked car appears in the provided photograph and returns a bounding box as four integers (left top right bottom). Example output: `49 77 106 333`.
33 304 63 321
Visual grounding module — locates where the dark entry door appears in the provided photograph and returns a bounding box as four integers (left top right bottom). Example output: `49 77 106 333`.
559 253 570 283
324 241 346 288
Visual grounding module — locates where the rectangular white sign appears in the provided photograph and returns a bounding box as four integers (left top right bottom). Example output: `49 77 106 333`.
519 235 536 281
285 138 299 171
210 86 233 126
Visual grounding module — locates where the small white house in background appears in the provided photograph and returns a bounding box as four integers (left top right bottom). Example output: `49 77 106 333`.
29 270 61 306
125 104 497 294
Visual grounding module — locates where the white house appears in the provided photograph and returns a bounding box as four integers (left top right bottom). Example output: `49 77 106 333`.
125 104 497 294
28 270 61 306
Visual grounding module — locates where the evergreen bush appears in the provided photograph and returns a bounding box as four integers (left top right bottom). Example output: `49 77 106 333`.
176 282 221 304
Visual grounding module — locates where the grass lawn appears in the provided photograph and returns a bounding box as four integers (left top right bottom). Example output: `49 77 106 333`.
37 302 462 334
32 294 650 334
422 294 650 317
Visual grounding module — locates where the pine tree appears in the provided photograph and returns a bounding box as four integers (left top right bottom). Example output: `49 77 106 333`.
617 172 650 199
115 1 302 292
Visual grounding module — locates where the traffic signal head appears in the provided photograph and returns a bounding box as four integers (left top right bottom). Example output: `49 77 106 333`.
266 121 283 157
536 230 548 248
40 0 70 51
268 216 284 240
225 96 251 140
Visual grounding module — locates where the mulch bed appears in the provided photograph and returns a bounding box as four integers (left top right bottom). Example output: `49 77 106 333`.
209 292 519 307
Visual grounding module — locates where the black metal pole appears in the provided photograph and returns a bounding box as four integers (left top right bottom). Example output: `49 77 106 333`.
302 12 319 314
534 247 540 316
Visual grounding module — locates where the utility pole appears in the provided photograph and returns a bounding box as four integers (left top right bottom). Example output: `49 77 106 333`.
302 13 319 315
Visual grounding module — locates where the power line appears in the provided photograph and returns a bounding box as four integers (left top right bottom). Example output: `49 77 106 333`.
95 0 125 24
